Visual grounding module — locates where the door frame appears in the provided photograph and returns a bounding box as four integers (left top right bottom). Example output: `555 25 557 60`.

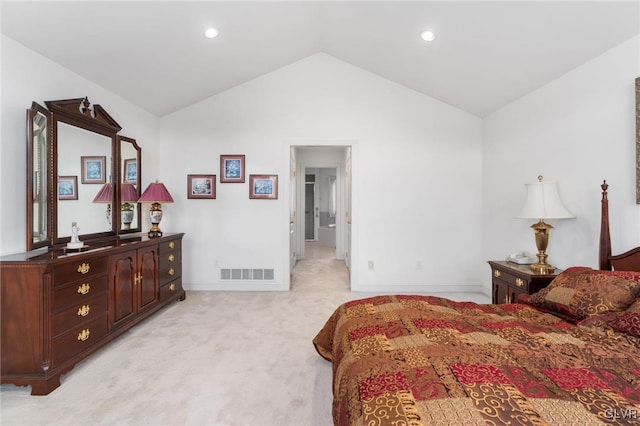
282 140 358 290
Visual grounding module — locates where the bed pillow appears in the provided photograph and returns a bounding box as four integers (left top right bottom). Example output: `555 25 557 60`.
609 298 640 337
525 267 640 320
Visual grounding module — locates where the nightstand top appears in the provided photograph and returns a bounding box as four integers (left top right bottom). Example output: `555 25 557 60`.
488 260 562 278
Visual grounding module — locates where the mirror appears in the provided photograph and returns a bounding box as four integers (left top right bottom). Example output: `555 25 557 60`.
30 97 136 246
118 136 141 232
26 102 52 250
56 122 114 238
26 97 142 249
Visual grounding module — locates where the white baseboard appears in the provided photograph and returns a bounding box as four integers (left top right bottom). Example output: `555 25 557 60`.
351 283 484 294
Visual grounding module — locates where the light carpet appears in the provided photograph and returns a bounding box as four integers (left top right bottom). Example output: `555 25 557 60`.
1 254 489 426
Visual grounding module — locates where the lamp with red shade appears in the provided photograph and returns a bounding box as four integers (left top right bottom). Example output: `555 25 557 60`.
138 180 174 237
92 182 113 226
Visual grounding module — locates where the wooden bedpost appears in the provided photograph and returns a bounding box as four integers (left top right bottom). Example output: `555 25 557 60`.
599 180 611 270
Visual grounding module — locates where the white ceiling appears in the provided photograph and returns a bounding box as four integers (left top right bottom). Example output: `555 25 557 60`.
2 1 638 117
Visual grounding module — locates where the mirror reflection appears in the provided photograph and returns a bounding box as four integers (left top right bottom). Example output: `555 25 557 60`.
56 122 113 238
119 136 140 232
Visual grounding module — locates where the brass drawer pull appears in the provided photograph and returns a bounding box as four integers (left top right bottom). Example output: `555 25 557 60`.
168 241 175 249
169 283 176 292
77 329 90 342
77 305 90 317
77 263 90 274
77 283 90 294
493 270 501 278
168 268 175 276
168 254 175 262
515 278 524 287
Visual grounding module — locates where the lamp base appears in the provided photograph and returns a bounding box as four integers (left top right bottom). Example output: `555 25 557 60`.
528 219 557 274
148 229 163 238
530 262 556 275
147 203 163 238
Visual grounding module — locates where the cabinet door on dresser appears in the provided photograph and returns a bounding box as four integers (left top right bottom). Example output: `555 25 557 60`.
110 245 159 327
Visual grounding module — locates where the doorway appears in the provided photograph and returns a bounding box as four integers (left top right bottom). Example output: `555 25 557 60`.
286 143 356 291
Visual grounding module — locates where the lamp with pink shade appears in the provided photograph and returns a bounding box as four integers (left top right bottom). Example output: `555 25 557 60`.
138 180 174 237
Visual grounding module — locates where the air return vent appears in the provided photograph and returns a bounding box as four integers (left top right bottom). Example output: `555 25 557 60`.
220 268 275 281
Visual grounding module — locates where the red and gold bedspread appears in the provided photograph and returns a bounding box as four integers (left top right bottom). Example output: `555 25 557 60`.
313 295 640 425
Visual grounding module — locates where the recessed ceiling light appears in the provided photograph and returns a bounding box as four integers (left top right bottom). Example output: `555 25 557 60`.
421 30 436 42
204 27 219 39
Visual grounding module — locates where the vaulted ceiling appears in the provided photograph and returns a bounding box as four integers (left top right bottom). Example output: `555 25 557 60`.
2 1 638 117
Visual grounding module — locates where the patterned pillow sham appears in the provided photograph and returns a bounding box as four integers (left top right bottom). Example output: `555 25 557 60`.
525 267 640 320
609 298 640 337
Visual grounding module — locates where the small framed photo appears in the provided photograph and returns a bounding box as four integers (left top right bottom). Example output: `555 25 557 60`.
124 158 137 184
188 174 216 199
249 174 278 199
81 156 106 184
58 176 78 200
220 155 245 183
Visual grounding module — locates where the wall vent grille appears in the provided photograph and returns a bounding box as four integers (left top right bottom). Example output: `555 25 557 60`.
220 268 275 281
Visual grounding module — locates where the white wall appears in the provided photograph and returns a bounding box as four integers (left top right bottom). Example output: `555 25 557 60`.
160 53 484 292
483 35 640 291
0 35 160 255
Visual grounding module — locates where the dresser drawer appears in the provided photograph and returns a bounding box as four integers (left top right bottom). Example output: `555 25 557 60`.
53 314 109 366
53 256 108 284
53 293 108 337
159 262 181 284
160 279 183 302
159 238 181 255
53 275 108 311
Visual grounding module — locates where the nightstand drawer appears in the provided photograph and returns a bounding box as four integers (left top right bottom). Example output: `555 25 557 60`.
492 269 531 292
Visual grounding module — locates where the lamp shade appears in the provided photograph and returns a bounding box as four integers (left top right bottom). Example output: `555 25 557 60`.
138 181 174 203
515 177 574 219
93 183 113 203
120 183 139 203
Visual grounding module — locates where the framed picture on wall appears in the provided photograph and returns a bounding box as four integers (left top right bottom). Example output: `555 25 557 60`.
187 174 216 199
81 156 106 184
249 174 278 199
58 176 78 200
124 158 137 184
220 155 245 183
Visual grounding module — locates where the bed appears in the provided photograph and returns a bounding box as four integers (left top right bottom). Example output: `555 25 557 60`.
313 181 640 425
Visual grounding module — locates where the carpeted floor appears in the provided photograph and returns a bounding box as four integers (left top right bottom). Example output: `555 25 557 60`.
0 245 488 426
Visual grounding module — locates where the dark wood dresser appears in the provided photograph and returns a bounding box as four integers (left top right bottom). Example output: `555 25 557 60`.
488 260 560 304
0 233 184 395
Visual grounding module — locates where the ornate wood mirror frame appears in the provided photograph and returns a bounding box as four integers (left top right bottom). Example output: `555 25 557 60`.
25 97 142 250
26 102 52 250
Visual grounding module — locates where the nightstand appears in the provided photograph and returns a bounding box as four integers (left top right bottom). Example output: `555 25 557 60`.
488 260 561 304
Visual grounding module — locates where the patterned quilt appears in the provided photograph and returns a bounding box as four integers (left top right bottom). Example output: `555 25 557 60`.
313 295 640 425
